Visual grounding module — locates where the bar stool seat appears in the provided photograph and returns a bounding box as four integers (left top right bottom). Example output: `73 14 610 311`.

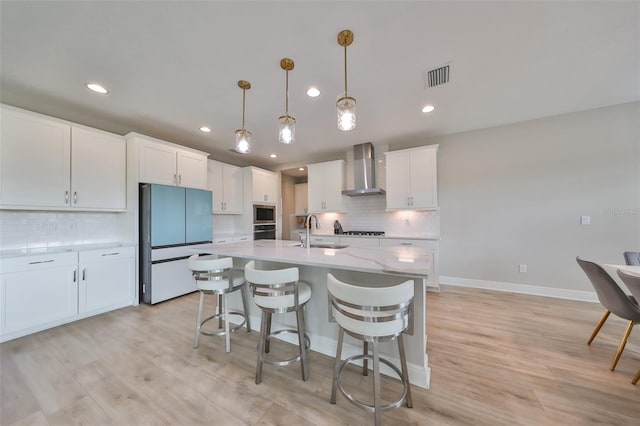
327 273 414 426
188 254 251 353
244 260 311 384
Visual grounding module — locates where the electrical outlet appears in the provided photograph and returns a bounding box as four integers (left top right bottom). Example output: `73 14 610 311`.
519 264 527 273
581 215 591 225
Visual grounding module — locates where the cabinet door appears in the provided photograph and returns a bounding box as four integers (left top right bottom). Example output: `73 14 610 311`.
207 160 224 213
409 148 438 209
384 151 410 209
294 183 308 215
307 164 324 212
1 265 77 336
307 161 345 212
71 127 126 210
78 248 135 315
177 150 208 189
139 141 177 185
1 107 71 208
223 164 244 213
252 168 278 204
150 185 185 246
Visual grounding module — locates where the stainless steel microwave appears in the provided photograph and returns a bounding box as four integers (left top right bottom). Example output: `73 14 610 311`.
254 204 276 224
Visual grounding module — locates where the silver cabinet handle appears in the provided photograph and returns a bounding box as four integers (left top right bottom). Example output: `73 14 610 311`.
65 190 69 204
174 174 177 184
101 252 120 256
73 269 77 282
74 191 78 204
82 268 86 280
28 259 55 265
401 242 413 246
178 174 182 184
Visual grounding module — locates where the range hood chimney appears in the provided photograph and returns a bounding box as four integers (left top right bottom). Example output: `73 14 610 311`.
342 142 386 196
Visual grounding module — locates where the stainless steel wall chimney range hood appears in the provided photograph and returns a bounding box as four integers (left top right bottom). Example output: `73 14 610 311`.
342 142 386 196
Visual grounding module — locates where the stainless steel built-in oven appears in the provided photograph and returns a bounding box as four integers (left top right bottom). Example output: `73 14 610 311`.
254 224 276 240
254 204 276 224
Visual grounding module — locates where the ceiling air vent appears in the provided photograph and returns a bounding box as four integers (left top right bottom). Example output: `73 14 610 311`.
424 64 451 88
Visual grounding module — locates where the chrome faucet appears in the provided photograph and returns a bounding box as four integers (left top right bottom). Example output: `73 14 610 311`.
303 214 319 248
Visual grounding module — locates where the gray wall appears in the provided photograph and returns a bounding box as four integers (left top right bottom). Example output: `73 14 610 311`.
430 102 639 292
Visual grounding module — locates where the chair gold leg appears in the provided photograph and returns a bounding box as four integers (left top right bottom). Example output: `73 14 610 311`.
632 369 640 385
588 310 610 345
610 321 634 371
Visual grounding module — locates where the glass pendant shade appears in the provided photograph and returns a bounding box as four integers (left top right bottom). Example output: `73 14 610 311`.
337 96 356 131
278 115 296 144
235 129 251 154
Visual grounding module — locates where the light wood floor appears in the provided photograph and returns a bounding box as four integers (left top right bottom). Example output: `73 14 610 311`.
1 285 639 425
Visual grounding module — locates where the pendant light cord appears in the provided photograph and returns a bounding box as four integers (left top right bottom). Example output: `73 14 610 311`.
344 44 348 96
285 70 289 115
242 88 246 130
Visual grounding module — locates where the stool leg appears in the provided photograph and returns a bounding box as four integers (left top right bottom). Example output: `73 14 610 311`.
194 291 205 349
398 334 413 408
296 307 309 381
217 294 223 329
256 310 268 384
223 293 231 353
633 368 640 385
363 342 369 376
265 312 272 354
372 341 381 426
330 327 345 404
241 284 251 332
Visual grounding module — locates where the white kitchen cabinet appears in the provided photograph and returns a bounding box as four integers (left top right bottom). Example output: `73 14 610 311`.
0 246 136 343
78 247 135 315
307 160 346 213
134 133 208 189
0 252 78 341
0 106 126 210
379 238 439 289
208 160 243 214
385 145 438 210
232 234 253 243
250 167 278 204
294 183 308 216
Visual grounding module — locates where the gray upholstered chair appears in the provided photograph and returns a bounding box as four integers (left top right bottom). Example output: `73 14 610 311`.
576 257 640 371
616 269 640 384
624 251 640 266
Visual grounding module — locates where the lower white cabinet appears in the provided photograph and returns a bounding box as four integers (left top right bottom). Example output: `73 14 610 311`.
79 247 135 315
0 246 135 342
379 238 439 289
339 236 380 247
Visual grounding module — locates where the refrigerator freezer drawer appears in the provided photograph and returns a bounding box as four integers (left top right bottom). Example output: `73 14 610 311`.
148 259 196 304
150 243 212 262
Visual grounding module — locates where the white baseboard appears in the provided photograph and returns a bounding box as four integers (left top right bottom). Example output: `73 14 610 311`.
439 276 598 302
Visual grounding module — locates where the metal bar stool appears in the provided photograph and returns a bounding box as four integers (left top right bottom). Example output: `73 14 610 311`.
244 260 311 384
327 273 414 426
188 254 251 353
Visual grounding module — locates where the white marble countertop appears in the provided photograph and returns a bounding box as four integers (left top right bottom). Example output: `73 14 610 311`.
303 232 440 241
0 242 135 259
190 240 431 278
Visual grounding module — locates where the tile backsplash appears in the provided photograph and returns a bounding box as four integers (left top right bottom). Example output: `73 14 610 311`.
309 196 439 237
0 211 121 250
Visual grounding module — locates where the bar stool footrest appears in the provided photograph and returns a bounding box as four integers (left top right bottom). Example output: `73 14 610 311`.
262 329 311 366
337 353 408 413
199 310 248 336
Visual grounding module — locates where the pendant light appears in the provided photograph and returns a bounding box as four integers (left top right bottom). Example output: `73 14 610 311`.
278 58 296 144
235 80 251 154
337 29 356 131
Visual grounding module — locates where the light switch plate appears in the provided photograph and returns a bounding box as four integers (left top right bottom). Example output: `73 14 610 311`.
581 215 591 225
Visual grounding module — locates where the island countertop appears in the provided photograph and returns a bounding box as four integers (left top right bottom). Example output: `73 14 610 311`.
191 239 431 278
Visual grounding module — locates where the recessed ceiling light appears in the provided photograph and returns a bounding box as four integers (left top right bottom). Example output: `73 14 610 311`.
200 126 212 133
421 104 435 113
270 154 277 158
298 167 305 171
86 83 108 94
306 87 320 97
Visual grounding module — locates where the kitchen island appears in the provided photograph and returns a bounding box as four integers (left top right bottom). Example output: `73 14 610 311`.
191 240 431 389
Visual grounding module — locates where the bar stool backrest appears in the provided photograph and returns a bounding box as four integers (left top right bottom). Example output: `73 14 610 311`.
188 254 235 292
327 273 414 341
245 260 301 310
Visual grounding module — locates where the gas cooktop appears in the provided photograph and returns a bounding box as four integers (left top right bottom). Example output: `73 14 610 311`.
341 231 385 236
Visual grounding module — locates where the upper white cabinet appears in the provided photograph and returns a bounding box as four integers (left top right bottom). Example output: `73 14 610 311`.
0 105 126 211
250 167 278 204
385 145 438 210
131 133 208 189
208 159 243 214
294 183 308 216
307 160 346 213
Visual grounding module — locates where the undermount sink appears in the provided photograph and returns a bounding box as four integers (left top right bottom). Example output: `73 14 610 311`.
310 243 349 249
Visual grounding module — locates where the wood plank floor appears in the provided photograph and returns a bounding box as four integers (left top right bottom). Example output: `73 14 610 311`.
1 285 639 425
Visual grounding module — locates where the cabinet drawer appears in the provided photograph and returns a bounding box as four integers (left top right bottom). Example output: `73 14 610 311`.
309 235 339 244
79 246 135 263
379 239 438 250
233 235 252 243
213 237 232 245
1 251 77 273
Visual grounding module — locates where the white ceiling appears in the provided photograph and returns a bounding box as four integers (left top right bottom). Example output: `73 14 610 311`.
1 1 638 172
